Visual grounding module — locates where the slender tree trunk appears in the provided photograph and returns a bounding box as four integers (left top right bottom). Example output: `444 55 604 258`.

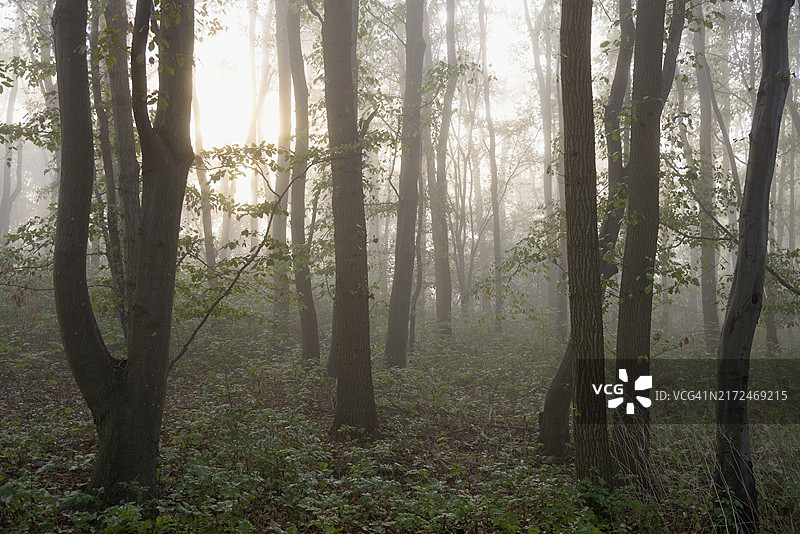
105 0 141 321
560 0 612 489
478 0 502 333
693 5 720 354
431 0 456 336
273 0 292 324
716 3 791 531
324 0 379 437
89 11 127 337
287 2 321 361
385 0 426 368
0 38 20 237
191 86 217 272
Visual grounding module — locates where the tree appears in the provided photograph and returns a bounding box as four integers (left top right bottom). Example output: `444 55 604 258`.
430 0 456 335
287 0 321 361
560 0 612 489
274 0 292 324
478 0 502 333
385 0 426 368
0 38 21 237
323 0 379 437
53 0 194 502
716 0 792 530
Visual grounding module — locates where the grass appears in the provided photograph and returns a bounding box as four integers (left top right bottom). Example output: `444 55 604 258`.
0 297 798 533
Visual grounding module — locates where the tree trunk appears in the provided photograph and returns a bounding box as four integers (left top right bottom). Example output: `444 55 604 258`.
53 0 194 503
716 3 791 531
323 0 379 437
105 0 141 322
0 38 20 237
431 0 456 336
537 0 633 456
191 87 217 272
612 0 668 487
693 5 720 355
287 3 321 361
89 11 127 337
479 0 502 334
385 0 426 368
273 0 292 325
560 0 612 489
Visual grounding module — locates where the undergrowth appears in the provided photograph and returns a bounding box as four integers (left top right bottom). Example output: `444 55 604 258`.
0 299 798 533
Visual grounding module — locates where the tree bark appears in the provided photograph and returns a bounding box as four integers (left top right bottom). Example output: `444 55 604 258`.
385 0 426 368
287 2 321 361
323 0 379 437
560 0 612 489
716 2 791 531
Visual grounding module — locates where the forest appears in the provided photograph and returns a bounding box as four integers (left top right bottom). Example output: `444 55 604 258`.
0 0 798 531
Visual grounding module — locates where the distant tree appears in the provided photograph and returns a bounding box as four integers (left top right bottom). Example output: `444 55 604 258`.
716 0 792 530
431 0 456 336
53 0 194 502
323 0 379 437
0 38 21 237
385 0 426 368
559 0 612 489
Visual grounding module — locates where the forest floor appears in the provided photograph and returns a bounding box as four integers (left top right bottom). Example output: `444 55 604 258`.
0 301 798 533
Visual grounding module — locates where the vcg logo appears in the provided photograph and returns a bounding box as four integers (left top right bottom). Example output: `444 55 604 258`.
592 369 652 415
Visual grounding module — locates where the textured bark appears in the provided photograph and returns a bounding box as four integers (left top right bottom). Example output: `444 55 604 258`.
324 0 379 437
53 0 194 502
287 3 321 361
431 0 456 335
537 0 633 456
693 5 720 354
612 0 667 486
560 0 612 487
716 1 791 530
385 0 425 368
479 0 502 333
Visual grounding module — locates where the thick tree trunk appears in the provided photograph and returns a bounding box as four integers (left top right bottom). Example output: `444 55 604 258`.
560 0 612 488
716 2 791 531
287 3 321 361
612 0 667 487
385 0 425 368
431 0 456 336
537 0 633 456
323 0 379 437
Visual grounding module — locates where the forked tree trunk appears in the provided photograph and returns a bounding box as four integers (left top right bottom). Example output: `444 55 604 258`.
385 0 426 368
323 0 379 437
53 0 194 503
287 3 321 361
716 2 791 531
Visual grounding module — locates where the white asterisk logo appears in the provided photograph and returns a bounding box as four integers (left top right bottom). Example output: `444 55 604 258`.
607 369 652 414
